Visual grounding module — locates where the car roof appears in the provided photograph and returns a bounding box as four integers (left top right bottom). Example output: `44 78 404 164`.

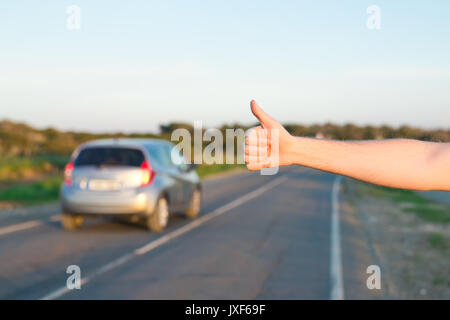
80 138 173 149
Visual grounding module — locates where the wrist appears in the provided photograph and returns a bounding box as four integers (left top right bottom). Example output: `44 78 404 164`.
284 135 304 166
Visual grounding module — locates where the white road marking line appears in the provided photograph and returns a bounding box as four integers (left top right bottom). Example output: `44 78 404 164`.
330 175 344 300
40 176 288 300
0 215 60 237
0 220 43 236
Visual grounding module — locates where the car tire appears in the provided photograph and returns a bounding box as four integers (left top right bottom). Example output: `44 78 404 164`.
61 213 84 231
185 188 201 219
146 197 169 232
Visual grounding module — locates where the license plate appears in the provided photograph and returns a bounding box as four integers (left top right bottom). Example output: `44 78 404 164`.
88 179 121 191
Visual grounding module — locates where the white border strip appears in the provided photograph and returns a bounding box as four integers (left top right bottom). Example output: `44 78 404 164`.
330 175 344 300
40 176 287 300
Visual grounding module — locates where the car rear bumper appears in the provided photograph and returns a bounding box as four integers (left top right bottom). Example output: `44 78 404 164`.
61 186 157 215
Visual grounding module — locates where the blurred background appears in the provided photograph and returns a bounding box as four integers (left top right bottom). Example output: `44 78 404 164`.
0 1 449 300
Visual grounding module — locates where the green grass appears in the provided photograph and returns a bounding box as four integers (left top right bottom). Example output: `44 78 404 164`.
432 278 450 286
427 233 449 251
0 176 63 205
0 163 245 206
403 206 450 224
0 154 69 181
362 183 450 224
365 185 430 205
196 163 245 178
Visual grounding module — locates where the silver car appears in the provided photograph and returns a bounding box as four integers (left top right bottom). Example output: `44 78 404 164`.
60 139 201 232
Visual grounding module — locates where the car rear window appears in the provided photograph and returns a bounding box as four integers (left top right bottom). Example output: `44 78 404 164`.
145 144 173 167
74 147 145 167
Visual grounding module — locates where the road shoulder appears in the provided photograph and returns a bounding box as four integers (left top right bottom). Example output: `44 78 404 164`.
341 179 450 299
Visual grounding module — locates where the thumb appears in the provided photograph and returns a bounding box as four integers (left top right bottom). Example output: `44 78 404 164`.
250 100 278 129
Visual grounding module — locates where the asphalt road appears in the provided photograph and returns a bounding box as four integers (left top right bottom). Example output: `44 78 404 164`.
0 167 381 300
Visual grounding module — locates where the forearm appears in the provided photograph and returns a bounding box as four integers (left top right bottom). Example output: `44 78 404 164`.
287 137 450 191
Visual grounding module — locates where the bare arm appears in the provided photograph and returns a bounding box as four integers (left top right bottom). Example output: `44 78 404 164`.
286 137 450 191
245 100 450 191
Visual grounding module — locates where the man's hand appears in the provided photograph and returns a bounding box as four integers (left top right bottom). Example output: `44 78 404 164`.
243 99 450 191
245 100 294 170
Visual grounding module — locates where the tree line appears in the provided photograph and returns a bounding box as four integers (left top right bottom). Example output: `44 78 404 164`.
1 119 449 157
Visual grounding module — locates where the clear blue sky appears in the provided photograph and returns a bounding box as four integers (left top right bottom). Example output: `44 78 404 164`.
0 0 449 132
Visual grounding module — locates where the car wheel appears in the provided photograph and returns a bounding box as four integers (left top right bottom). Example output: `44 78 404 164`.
61 213 84 231
147 197 169 232
185 188 201 219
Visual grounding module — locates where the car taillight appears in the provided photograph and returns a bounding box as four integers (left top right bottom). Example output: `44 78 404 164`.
64 162 75 186
140 161 156 186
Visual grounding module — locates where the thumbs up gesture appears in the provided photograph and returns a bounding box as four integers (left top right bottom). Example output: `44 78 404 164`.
245 100 295 171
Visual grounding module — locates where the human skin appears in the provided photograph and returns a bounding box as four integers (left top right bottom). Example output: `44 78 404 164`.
245 100 450 191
